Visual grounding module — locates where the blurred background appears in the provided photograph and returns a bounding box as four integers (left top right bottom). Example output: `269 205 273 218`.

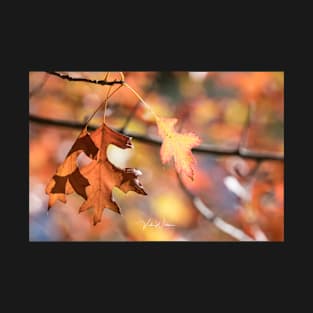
29 71 284 241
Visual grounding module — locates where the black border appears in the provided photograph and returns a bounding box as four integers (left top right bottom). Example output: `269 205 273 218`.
26 70 288 255
8 30 295 286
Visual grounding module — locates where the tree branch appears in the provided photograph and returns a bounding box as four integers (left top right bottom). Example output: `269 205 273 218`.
46 71 124 86
175 173 254 241
29 114 284 161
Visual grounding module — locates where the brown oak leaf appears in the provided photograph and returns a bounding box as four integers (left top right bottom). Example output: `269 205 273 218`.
45 128 99 209
79 123 147 225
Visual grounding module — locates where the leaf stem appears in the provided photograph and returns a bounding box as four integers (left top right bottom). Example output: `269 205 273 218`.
119 72 125 81
65 83 122 152
123 82 158 119
103 72 109 81
103 73 112 123
84 84 122 127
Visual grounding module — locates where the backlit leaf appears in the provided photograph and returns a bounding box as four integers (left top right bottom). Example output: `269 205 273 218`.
156 117 201 180
45 128 98 209
79 123 147 225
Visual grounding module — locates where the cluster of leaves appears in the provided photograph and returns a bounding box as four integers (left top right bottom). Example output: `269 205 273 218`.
46 124 147 225
45 74 201 225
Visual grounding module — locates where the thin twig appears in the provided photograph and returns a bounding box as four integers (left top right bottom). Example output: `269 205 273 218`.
28 114 284 161
122 82 156 115
103 77 113 123
84 84 122 127
46 71 124 86
120 84 155 132
176 173 254 241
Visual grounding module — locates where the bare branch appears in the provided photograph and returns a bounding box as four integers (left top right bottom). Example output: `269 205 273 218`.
29 114 284 161
46 71 124 86
176 174 254 241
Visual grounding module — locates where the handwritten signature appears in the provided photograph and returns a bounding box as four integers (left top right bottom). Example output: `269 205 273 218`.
137 218 176 230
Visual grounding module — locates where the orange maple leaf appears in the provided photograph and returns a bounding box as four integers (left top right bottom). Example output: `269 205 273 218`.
156 117 201 180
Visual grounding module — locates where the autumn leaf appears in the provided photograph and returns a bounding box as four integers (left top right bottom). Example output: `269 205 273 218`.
45 128 99 209
79 123 147 225
156 117 201 180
